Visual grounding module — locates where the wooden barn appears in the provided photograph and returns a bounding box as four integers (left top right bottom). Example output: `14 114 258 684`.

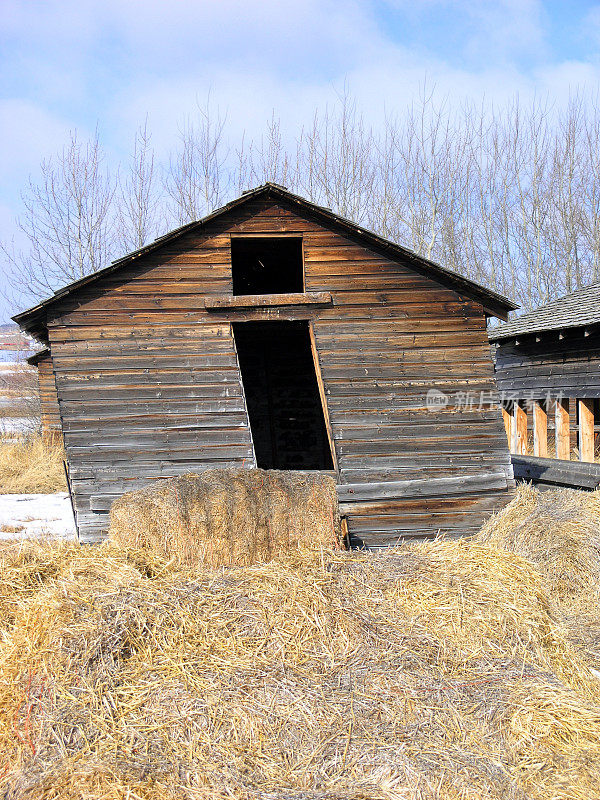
490 283 600 487
16 183 516 546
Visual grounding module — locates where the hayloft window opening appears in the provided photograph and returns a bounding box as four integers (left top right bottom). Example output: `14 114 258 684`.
233 321 334 470
231 237 304 295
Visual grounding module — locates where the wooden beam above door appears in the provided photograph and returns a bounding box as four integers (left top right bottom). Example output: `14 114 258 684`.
204 291 333 311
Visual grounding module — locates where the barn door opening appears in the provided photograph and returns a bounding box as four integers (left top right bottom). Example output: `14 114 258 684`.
233 321 334 470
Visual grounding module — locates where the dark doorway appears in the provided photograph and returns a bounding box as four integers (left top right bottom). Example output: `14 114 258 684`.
231 237 304 295
233 321 334 470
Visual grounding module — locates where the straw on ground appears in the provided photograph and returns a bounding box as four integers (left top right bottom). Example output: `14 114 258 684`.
0 484 599 799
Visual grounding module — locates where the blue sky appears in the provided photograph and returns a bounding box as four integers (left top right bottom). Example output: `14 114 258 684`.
2 0 600 321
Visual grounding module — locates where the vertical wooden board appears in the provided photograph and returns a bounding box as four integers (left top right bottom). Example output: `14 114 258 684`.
514 401 527 456
230 321 258 470
578 398 595 463
533 400 547 458
501 406 511 449
569 396 578 458
308 321 339 474
555 398 570 460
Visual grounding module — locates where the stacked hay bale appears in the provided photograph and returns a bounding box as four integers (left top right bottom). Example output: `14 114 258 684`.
108 469 342 566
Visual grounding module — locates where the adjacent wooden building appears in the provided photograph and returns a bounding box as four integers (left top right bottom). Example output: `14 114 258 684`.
17 184 516 545
490 282 600 464
26 348 62 445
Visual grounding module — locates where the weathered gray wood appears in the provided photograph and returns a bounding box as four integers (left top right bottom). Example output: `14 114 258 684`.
337 472 508 504
511 454 600 489
494 331 600 398
16 193 514 543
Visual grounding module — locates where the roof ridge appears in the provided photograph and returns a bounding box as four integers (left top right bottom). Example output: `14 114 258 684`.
14 184 516 343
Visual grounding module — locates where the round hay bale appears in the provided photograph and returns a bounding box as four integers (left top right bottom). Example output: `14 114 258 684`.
108 469 343 567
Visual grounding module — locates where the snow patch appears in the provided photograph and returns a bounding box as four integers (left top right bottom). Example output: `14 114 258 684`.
0 493 76 540
0 417 37 434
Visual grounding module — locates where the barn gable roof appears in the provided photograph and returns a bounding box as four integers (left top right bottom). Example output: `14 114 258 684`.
488 281 600 342
14 183 516 343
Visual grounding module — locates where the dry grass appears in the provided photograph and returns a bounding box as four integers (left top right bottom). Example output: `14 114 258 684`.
109 470 342 567
0 436 66 494
0 524 25 534
1 486 600 798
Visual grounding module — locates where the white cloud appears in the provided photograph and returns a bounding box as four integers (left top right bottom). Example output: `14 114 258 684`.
382 0 547 63
2 1 599 177
2 0 379 80
107 37 599 163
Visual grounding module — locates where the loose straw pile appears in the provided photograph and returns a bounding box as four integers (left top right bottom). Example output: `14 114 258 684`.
0 486 599 798
478 483 600 600
477 482 600 671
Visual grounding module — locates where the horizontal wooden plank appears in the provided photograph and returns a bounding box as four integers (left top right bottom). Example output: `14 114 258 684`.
511 454 600 489
204 291 332 310
68 458 256 482
55 368 241 387
57 384 245 401
333 422 505 443
61 413 249 434
67 441 254 461
54 354 238 374
337 472 508 502
59 398 247 417
335 434 508 456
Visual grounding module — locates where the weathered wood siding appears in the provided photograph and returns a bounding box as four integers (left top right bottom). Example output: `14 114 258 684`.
46 198 513 544
494 333 600 399
36 353 63 444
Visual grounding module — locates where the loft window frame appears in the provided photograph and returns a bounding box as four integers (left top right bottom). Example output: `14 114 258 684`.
228 233 306 295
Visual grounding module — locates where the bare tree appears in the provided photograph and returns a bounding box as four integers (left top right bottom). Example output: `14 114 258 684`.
6 88 600 319
582 99 600 284
166 100 230 224
378 91 474 267
117 119 162 253
246 113 293 189
3 130 116 302
297 90 377 223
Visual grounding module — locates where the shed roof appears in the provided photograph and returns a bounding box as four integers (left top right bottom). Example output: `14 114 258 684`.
14 183 516 343
26 348 50 366
488 282 600 342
